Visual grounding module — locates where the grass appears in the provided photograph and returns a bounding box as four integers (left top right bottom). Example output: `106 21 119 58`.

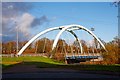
62 64 120 72
2 56 63 69
2 56 64 64
2 56 120 72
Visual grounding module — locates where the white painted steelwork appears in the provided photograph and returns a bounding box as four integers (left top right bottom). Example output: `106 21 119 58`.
52 24 107 52
17 24 107 56
17 25 82 56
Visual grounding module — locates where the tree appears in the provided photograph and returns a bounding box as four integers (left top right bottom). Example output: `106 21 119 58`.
35 39 44 53
81 40 88 53
35 37 52 53
19 41 34 54
52 39 68 61
72 40 80 54
102 36 119 64
44 38 53 53
2 41 16 54
0 42 2 54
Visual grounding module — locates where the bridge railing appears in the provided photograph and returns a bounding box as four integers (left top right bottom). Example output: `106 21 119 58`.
65 53 102 60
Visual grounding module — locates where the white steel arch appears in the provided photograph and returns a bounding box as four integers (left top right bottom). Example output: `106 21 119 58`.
17 25 83 56
17 27 60 56
52 24 107 52
67 30 83 54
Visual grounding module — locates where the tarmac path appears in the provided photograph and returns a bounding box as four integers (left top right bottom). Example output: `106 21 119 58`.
2 64 120 79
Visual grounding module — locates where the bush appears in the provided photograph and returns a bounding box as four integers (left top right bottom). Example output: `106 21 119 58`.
102 43 119 64
53 53 65 62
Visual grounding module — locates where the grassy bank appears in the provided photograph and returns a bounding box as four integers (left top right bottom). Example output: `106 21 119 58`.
2 56 63 69
2 56 120 72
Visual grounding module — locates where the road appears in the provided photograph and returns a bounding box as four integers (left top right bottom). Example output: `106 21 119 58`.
2 70 119 79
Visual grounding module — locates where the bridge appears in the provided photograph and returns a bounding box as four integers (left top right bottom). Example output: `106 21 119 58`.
16 24 107 64
65 53 102 64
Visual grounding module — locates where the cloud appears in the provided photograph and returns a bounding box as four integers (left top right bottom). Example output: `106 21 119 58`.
2 2 34 39
2 2 33 18
15 13 49 38
17 13 34 37
0 34 8 37
2 2 49 42
31 15 49 27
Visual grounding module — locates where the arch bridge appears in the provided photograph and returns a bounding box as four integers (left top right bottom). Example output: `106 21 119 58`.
17 24 107 64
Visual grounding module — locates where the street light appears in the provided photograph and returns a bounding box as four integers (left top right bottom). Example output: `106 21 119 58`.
91 27 95 64
15 22 19 54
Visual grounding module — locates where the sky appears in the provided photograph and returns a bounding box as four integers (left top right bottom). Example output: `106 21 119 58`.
1 2 118 43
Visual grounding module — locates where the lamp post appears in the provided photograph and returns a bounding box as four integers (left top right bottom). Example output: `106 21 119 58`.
118 2 120 41
91 27 95 50
15 22 19 54
91 27 95 64
117 2 120 60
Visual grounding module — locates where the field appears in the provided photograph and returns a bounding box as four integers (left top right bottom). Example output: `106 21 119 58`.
1 56 120 72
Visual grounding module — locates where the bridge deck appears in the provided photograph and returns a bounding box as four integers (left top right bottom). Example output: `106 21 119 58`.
65 53 102 64
65 53 101 59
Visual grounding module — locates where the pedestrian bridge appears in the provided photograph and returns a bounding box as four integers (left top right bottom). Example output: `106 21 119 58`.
16 24 107 64
65 53 102 64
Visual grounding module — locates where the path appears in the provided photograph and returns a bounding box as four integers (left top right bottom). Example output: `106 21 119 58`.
2 64 120 79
